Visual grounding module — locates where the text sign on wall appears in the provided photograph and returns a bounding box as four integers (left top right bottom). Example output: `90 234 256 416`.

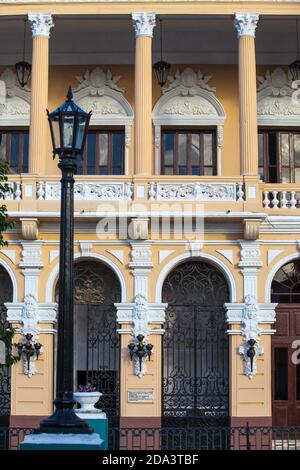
0 341 5 364
127 389 154 403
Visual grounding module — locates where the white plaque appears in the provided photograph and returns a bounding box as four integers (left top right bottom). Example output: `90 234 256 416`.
128 389 154 403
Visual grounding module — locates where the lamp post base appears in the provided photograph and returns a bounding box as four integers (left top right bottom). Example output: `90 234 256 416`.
37 407 93 434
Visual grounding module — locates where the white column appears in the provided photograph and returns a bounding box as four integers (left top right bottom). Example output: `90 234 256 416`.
238 241 262 299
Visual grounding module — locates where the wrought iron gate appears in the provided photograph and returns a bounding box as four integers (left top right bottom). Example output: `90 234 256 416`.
162 261 229 428
59 260 121 425
0 305 11 426
0 266 13 427
75 304 120 424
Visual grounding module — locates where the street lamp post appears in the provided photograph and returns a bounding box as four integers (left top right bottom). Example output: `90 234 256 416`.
38 87 92 433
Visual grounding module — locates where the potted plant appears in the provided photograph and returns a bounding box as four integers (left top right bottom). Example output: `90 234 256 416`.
73 383 102 413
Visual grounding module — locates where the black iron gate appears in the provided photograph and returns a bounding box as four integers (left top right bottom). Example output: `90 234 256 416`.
0 305 11 426
162 261 229 430
75 304 120 425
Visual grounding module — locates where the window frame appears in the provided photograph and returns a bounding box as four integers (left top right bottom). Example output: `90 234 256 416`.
258 127 300 183
0 127 29 174
79 127 125 176
160 127 217 176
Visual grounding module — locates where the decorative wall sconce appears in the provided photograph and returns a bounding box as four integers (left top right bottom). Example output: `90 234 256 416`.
15 333 43 377
246 339 256 374
128 334 153 378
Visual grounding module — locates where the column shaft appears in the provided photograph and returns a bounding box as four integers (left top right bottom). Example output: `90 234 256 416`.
134 37 153 175
29 37 49 174
239 36 258 175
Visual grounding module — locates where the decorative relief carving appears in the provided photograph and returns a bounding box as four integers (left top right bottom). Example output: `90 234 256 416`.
131 294 150 339
257 68 300 123
72 67 133 124
225 296 277 379
21 218 39 241
164 67 215 94
28 13 54 38
153 67 225 127
20 294 39 340
238 295 264 379
234 13 259 38
238 242 262 268
0 69 30 124
132 12 156 37
148 182 240 201
43 182 133 200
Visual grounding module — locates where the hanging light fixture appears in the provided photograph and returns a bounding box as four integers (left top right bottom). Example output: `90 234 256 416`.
153 19 170 88
15 19 31 88
289 19 300 81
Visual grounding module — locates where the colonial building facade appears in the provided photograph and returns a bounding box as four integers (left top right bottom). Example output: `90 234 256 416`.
0 1 300 442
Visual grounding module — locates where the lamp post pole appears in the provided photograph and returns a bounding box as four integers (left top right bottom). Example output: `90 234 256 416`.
38 88 92 433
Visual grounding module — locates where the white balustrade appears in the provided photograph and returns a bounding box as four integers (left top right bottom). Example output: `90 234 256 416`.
262 190 300 209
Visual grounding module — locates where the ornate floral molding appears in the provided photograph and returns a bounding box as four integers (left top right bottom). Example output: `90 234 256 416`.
148 182 242 201
153 68 225 126
0 68 31 125
234 13 259 38
131 12 156 37
5 300 57 333
28 13 54 38
39 181 133 201
225 295 277 379
72 67 133 125
131 294 150 339
257 67 300 125
115 299 166 334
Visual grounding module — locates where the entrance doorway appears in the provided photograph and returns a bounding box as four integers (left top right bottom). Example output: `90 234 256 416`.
162 261 230 428
271 260 300 426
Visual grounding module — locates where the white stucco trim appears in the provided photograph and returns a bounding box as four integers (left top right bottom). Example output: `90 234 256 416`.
0 256 18 302
155 251 236 303
265 251 300 302
45 252 127 302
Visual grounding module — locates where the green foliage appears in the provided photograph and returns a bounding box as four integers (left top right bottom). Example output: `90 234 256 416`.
0 160 18 379
0 317 20 380
0 159 15 247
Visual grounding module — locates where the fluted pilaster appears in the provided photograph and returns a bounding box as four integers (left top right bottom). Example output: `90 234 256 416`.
132 12 156 175
235 13 259 176
28 13 54 174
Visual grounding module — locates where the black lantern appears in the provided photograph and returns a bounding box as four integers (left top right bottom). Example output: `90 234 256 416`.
289 20 300 81
153 19 170 88
15 20 31 88
47 86 91 158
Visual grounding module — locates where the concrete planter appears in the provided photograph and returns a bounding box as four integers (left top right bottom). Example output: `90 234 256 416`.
73 391 102 413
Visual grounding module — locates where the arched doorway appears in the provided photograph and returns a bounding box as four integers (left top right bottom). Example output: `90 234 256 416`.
162 260 230 428
0 265 13 426
271 260 300 426
55 260 121 424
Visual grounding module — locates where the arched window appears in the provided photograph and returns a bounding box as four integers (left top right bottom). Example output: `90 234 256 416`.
271 260 300 303
72 67 133 176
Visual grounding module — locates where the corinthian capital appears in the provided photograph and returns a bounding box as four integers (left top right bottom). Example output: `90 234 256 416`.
28 13 54 38
132 12 156 38
234 13 259 38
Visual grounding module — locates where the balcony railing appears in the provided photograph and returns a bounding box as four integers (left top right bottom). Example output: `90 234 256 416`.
262 184 300 209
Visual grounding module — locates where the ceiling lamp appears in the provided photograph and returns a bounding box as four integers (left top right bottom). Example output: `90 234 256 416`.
15 19 32 88
153 19 170 88
289 19 300 81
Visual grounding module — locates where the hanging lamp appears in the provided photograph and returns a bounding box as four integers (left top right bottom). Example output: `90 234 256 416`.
289 19 300 81
153 19 170 88
15 19 32 88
